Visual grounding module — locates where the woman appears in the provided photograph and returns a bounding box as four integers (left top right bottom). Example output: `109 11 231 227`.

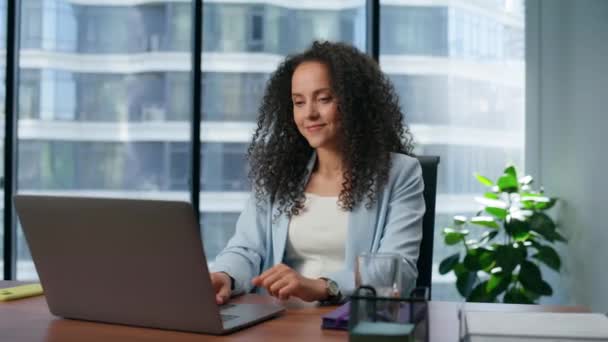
209 41 424 305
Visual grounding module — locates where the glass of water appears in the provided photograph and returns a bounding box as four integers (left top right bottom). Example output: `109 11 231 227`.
355 252 402 298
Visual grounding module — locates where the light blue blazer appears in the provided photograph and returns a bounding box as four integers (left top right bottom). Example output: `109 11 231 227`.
209 152 425 297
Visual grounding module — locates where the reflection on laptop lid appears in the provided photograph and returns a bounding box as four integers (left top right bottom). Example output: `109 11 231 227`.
14 194 284 334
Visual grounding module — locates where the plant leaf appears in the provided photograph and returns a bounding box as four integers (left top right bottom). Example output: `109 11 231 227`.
467 281 495 302
505 218 531 241
453 215 467 225
504 165 517 179
479 252 495 271
503 287 535 304
474 173 494 187
532 245 561 271
510 208 534 222
497 173 518 193
486 273 511 297
514 232 531 242
479 230 499 243
464 248 494 271
529 212 565 242
536 198 557 210
463 252 480 271
495 245 525 273
443 228 469 245
456 271 477 298
521 193 542 209
475 197 508 208
519 175 533 185
521 200 535 210
521 196 557 210
521 195 552 203
439 253 460 275
521 192 541 197
522 288 541 301
453 263 467 277
518 261 553 296
470 216 499 229
485 207 508 219
553 231 567 242
484 192 499 199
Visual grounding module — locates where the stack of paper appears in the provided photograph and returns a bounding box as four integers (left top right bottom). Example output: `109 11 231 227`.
464 311 608 342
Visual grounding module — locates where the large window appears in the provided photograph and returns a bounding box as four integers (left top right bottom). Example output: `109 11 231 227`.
202 3 362 55
200 0 366 262
380 0 525 300
381 6 448 56
16 0 192 279
202 72 268 122
3 1 525 292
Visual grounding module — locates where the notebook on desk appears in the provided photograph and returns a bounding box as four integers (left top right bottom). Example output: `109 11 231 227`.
322 302 350 330
0 283 43 301
463 310 608 341
14 195 285 335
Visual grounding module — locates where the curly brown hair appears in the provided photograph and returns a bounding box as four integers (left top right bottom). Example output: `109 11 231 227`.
248 41 415 217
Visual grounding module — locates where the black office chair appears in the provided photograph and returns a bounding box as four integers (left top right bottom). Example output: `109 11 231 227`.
414 156 440 299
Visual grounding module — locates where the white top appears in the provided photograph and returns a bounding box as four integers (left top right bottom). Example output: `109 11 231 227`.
284 193 348 279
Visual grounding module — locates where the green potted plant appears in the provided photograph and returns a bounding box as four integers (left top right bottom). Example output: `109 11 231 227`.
439 165 565 303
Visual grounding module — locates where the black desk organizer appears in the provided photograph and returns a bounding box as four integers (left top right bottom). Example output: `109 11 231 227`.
348 286 430 342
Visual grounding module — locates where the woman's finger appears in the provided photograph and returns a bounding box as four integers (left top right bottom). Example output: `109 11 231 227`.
268 278 291 297
260 268 292 289
215 282 231 305
278 281 299 300
251 264 287 286
251 266 278 286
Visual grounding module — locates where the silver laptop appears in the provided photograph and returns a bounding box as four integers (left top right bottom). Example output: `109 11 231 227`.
14 194 284 334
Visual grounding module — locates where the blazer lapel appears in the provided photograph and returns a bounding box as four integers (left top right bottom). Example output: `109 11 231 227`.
272 213 289 265
345 200 378 268
272 152 317 265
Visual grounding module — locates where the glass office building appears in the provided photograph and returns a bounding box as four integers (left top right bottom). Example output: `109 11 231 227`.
379 0 525 299
10 0 524 300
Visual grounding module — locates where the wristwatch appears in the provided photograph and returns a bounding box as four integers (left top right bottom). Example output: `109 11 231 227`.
320 277 341 303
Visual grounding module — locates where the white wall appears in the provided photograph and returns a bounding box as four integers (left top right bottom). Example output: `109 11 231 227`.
526 0 608 312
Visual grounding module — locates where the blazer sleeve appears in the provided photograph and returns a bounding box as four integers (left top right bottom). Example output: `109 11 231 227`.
377 157 425 295
208 194 268 295
322 156 425 299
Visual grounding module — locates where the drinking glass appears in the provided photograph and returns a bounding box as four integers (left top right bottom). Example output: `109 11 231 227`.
355 253 402 298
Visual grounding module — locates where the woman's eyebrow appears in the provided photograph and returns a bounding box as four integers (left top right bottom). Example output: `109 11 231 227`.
313 88 332 95
291 88 332 97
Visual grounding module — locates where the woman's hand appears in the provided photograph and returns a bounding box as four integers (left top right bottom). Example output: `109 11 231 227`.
210 272 232 305
251 264 327 302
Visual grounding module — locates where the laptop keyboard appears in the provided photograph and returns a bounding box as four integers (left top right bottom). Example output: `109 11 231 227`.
221 314 239 322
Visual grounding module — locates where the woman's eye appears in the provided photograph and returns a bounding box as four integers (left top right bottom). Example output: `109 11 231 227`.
319 97 331 103
294 101 304 107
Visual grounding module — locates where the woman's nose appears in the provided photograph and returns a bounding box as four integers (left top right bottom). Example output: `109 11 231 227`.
305 102 320 119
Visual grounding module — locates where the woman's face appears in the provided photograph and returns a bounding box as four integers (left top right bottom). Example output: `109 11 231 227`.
291 61 342 150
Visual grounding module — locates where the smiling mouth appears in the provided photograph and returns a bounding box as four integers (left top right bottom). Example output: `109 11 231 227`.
306 124 326 132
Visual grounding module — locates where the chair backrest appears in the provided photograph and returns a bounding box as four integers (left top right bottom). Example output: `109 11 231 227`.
414 155 440 298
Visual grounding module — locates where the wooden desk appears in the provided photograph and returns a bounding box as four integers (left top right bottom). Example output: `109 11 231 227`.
0 281 588 341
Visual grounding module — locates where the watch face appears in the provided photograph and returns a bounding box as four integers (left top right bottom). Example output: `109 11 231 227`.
327 280 340 296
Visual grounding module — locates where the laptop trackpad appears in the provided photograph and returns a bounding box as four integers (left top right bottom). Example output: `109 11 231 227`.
220 303 284 331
